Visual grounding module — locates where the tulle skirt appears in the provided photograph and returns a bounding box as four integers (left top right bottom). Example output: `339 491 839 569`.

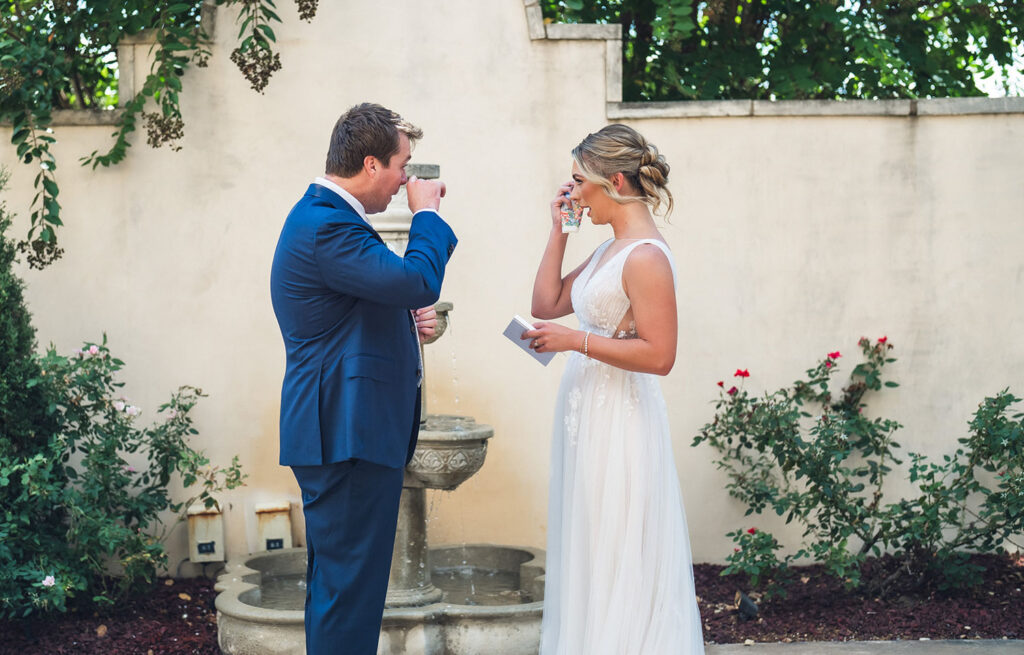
540 352 705 655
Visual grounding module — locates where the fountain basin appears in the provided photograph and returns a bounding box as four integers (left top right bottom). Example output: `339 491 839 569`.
215 544 545 655
408 415 492 490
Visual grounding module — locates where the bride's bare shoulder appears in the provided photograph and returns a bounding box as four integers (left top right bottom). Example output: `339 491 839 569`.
624 241 672 271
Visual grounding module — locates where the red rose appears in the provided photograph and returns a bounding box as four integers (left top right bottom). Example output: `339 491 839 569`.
878 336 888 344
825 361 833 368
747 527 757 535
717 381 724 387
727 386 738 396
734 369 750 378
828 351 841 359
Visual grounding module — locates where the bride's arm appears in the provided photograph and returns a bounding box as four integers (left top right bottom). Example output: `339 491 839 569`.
531 183 592 320
525 244 677 375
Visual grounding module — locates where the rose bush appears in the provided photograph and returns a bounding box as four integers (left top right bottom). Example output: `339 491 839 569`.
694 337 1024 598
0 170 245 617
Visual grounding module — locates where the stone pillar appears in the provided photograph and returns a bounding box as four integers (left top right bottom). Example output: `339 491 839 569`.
385 473 444 608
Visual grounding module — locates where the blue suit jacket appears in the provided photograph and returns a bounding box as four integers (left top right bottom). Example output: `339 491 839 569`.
270 183 457 468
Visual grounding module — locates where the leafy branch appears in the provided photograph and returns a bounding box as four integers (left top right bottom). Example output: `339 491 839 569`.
10 108 64 268
1 0 319 269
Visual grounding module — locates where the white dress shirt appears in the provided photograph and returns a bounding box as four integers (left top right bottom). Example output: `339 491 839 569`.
315 176 368 222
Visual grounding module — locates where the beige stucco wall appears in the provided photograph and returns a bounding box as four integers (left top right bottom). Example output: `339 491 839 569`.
2 0 1023 569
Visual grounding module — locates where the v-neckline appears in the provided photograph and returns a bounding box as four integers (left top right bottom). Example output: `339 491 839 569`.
589 241 634 280
586 238 652 283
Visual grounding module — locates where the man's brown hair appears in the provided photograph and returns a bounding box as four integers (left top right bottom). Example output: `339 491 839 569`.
325 103 423 178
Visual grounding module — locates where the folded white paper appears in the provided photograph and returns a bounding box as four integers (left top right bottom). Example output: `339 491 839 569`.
503 314 556 366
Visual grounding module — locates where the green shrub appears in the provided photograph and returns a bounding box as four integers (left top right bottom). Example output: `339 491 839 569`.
694 337 1024 598
0 169 245 617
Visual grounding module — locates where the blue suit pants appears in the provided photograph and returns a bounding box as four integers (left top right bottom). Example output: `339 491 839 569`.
291 459 405 655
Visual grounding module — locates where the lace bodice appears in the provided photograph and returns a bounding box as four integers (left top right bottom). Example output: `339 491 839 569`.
570 238 676 339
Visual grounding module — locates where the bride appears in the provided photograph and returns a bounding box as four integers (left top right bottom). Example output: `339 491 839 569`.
524 124 705 655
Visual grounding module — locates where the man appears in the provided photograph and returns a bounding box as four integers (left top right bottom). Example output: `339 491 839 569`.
270 103 457 654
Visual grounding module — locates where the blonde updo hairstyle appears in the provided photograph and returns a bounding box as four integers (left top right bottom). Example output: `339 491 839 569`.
572 124 673 217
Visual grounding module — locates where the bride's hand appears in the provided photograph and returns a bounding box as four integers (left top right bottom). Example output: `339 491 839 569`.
522 321 581 354
549 182 574 232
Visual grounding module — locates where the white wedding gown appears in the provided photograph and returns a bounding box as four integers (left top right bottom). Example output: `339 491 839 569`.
540 238 705 655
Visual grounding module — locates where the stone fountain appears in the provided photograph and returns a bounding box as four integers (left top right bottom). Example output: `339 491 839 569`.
215 165 545 655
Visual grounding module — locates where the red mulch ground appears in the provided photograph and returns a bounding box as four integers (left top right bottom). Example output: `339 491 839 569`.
0 577 219 655
697 553 1024 644
2 554 1023 653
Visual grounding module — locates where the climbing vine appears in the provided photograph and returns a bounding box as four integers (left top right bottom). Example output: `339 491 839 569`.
0 0 318 268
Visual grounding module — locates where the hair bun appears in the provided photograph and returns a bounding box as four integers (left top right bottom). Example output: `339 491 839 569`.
637 148 667 180
639 144 658 168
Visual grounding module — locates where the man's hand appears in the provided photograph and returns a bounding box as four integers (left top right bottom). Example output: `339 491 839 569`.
406 176 446 213
414 306 438 343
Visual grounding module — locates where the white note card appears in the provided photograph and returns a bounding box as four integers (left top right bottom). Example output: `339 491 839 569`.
503 314 556 366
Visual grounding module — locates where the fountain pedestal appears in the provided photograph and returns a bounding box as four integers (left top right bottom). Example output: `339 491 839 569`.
386 415 493 608
387 484 443 607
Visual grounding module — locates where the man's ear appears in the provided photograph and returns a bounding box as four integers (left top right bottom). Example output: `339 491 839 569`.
363 155 379 177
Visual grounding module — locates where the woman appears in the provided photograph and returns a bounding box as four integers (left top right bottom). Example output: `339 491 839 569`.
525 124 704 655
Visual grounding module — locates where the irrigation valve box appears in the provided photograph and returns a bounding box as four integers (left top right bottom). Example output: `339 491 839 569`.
187 504 226 563
255 501 293 552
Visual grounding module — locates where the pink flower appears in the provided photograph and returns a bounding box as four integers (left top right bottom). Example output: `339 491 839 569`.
826 361 833 368
126 406 140 417
717 381 724 387
878 336 888 344
734 369 750 378
113 400 126 412
88 345 99 355
747 527 757 535
42 575 55 587
734 548 740 552
828 351 841 360
727 386 738 396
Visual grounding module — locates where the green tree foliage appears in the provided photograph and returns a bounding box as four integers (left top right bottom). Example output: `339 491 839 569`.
0 168 58 451
0 0 319 268
0 169 246 617
0 168 69 614
542 0 1024 102
694 338 1024 598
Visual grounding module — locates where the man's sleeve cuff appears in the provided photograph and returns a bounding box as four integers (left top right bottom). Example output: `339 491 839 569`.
412 208 442 220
